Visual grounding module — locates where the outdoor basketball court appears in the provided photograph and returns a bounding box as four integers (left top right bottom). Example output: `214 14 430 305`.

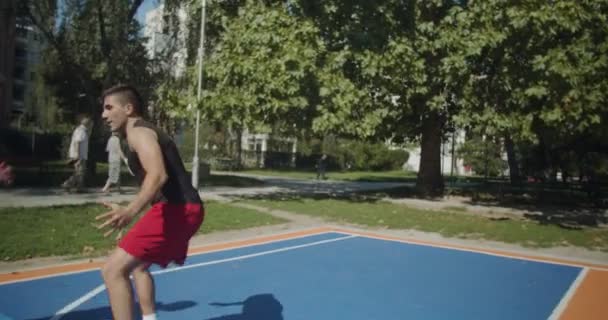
1 227 606 320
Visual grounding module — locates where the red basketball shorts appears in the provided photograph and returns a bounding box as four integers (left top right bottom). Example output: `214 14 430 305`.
119 202 204 268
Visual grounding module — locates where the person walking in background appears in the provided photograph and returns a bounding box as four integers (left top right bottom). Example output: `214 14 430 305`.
0 161 14 186
316 153 327 180
102 132 125 193
62 116 92 192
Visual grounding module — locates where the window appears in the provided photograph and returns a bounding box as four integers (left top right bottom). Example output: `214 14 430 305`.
13 66 25 80
15 47 26 59
13 84 25 101
162 14 171 34
16 27 28 38
248 138 256 151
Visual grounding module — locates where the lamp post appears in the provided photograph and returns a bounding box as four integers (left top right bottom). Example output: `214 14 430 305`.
191 0 207 188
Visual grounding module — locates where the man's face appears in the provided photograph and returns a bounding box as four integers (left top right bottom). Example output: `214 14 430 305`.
101 95 129 132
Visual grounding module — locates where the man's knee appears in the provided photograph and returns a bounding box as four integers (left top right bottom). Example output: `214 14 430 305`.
132 265 151 278
101 259 132 281
101 262 121 281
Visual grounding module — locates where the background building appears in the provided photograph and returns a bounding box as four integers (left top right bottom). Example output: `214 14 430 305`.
239 129 297 168
143 3 188 78
12 20 44 127
0 0 16 127
0 1 44 129
401 130 468 176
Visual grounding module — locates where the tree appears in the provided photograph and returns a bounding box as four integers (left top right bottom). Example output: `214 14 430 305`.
457 136 507 178
450 0 608 183
189 1 327 164
293 0 464 196
18 0 152 120
18 0 153 176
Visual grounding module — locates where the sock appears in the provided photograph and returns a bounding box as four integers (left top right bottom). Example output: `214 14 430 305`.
142 314 157 320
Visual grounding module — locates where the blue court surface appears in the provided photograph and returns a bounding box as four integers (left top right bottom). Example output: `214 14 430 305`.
0 230 585 320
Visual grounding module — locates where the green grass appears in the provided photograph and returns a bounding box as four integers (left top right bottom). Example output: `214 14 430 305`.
241 198 608 251
198 201 287 233
240 169 416 182
0 201 287 261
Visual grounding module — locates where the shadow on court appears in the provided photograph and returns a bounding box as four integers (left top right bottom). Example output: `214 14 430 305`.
205 294 283 320
25 300 197 320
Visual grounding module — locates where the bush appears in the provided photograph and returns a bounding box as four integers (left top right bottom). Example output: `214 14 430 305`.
341 141 408 171
292 138 408 171
457 137 507 177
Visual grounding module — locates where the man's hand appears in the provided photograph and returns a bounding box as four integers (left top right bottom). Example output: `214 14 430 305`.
96 202 135 239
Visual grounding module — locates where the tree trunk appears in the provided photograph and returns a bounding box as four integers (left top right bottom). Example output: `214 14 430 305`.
504 134 521 185
416 112 444 197
236 127 243 169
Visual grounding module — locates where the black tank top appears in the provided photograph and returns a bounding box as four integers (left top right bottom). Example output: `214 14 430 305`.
123 119 202 205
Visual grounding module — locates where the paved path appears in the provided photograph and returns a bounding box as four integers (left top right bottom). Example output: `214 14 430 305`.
0 173 409 208
1 173 605 228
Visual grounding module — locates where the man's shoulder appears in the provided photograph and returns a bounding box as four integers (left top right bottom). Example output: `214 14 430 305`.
74 125 87 134
126 126 160 147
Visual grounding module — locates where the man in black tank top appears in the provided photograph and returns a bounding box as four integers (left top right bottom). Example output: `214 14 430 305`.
97 84 204 320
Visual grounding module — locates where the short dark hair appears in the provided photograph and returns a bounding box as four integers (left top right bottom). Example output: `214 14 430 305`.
101 84 145 115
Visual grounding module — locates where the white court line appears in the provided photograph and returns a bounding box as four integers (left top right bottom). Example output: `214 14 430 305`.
547 267 588 320
0 229 340 286
358 233 608 271
49 234 357 320
49 285 106 320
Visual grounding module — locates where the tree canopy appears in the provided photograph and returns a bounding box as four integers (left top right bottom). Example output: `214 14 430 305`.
21 0 608 192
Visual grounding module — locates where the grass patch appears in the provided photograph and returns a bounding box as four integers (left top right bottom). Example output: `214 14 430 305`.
0 201 287 261
241 198 608 251
199 202 287 233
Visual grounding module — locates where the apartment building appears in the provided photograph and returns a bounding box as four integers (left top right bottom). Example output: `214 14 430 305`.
12 20 44 125
0 0 16 127
144 4 188 78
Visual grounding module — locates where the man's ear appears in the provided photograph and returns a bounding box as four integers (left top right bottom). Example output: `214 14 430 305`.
124 103 135 116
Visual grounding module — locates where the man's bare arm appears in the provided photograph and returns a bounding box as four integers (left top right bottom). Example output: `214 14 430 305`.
124 127 168 216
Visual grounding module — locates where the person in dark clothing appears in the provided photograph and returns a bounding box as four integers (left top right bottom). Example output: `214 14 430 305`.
96 84 204 320
316 154 327 180
0 161 13 186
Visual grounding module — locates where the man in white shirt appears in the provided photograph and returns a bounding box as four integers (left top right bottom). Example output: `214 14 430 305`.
101 132 125 193
62 117 92 192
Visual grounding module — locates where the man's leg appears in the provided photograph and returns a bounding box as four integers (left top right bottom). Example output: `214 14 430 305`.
111 162 121 192
101 248 146 320
76 160 86 191
132 262 156 318
102 178 111 193
62 163 78 189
